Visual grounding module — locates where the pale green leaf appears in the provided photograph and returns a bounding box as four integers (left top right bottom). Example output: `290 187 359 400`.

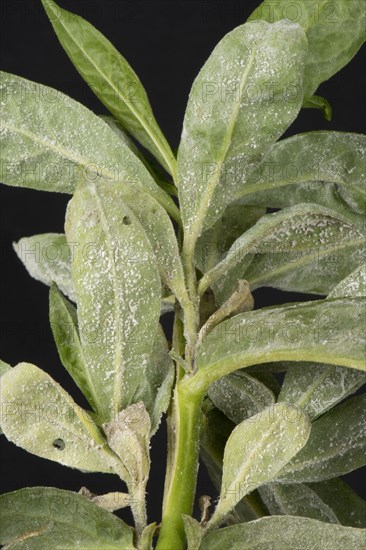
249 0 366 98
49 283 99 411
259 482 339 523
183 515 203 550
190 297 366 397
276 394 366 482
199 204 366 302
178 19 307 253
208 371 275 425
140 523 157 550
0 360 11 436
200 516 366 550
207 403 311 529
234 132 366 221
131 325 174 435
278 361 366 419
78 487 130 512
65 179 161 421
13 234 75 302
0 362 113 473
329 262 366 298
0 487 135 549
0 71 178 220
303 95 332 121
41 0 177 179
307 478 366 528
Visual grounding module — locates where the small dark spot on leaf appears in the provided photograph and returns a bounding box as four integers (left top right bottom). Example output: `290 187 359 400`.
53 438 65 450
123 216 132 225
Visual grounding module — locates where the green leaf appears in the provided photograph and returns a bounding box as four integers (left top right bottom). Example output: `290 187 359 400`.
234 132 366 221
13 234 75 301
65 178 161 421
0 362 113 473
199 203 366 301
200 516 366 550
208 371 275 425
0 72 178 220
140 523 157 550
302 95 332 121
276 394 366 482
183 515 203 550
307 478 366 528
259 482 339 523
178 19 307 255
278 361 366 420
78 487 130 512
0 487 135 549
206 403 310 530
329 262 366 298
248 0 366 99
49 283 99 411
41 0 177 180
131 325 174 435
0 360 11 435
195 205 265 274
192 297 366 394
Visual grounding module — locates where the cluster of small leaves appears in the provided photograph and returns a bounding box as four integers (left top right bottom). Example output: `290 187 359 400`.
0 1 365 549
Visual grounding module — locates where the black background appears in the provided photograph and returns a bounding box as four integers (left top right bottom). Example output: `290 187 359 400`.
1 0 365 526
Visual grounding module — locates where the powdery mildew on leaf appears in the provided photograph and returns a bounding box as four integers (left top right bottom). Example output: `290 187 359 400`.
66 179 161 421
329 262 366 298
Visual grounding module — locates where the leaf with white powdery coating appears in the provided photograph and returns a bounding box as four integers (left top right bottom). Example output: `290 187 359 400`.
0 487 135 549
65 179 161 421
178 19 307 252
41 0 177 179
0 363 113 473
329 262 366 298
206 403 310 530
249 0 366 99
13 233 76 302
200 516 366 550
276 393 366 483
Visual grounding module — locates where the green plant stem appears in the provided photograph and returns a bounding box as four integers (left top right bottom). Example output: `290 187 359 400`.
181 239 199 365
156 383 203 550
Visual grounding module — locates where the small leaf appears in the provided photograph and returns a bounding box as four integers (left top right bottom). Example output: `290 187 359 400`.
0 71 177 219
41 0 177 179
278 361 366 420
207 403 311 529
302 95 332 121
0 487 135 549
329 262 366 298
13 234 75 301
208 371 275 425
259 482 339 523
65 178 161 421
200 516 366 550
234 132 366 221
178 19 307 253
249 0 366 98
131 325 174 435
183 515 203 550
276 394 366 482
78 487 130 512
199 204 365 301
307 478 366 528
49 283 100 411
0 363 113 473
140 523 157 550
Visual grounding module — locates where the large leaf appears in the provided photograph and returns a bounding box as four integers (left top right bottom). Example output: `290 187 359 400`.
198 204 366 301
249 1 366 99
278 361 366 420
208 371 275 425
206 403 310 530
259 482 339 523
193 297 366 393
234 132 366 221
307 478 366 528
178 19 307 255
0 487 135 549
41 0 177 179
49 283 98 411
13 234 76 302
0 72 178 219
65 179 161 421
131 325 174 435
0 363 113 473
276 394 366 482
0 360 11 436
329 262 366 298
200 516 366 550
